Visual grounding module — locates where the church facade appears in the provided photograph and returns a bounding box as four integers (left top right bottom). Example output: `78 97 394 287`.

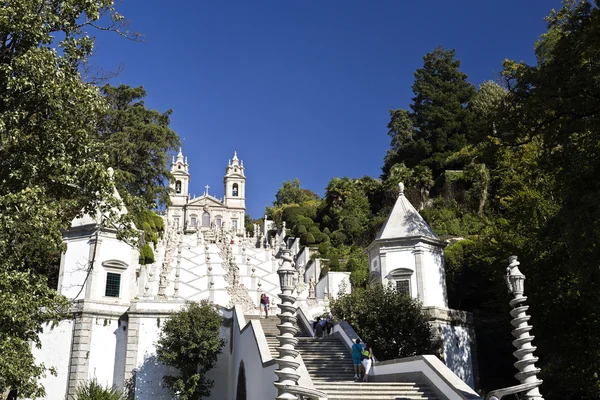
167 149 246 234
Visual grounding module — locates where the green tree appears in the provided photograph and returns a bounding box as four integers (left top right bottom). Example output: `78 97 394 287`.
0 1 136 397
383 47 475 177
99 84 180 209
273 178 318 206
331 285 436 360
492 2 600 397
156 300 225 400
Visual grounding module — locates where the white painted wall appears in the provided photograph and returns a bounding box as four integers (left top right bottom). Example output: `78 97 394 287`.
87 319 120 387
315 271 351 300
422 249 448 308
134 316 173 399
384 249 417 299
59 236 92 300
441 324 474 388
31 320 73 400
205 326 231 400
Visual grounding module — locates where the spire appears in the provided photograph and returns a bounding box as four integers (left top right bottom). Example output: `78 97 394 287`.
176 147 184 164
230 150 240 167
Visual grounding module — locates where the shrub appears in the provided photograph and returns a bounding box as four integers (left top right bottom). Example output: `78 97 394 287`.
282 205 303 226
318 241 330 255
75 378 125 400
331 285 437 360
330 230 348 246
314 232 329 244
304 233 316 245
328 255 340 270
295 224 307 235
308 226 321 235
322 227 331 235
139 243 155 265
297 216 314 228
156 300 225 400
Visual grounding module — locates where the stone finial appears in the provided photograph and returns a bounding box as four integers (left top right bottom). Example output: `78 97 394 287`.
398 182 405 195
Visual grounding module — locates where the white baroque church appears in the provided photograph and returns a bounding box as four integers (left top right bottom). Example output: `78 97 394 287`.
167 149 247 234
31 150 481 400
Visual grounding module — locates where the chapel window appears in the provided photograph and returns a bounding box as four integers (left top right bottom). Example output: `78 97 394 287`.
395 279 411 296
175 180 182 194
390 268 413 297
232 219 238 231
105 272 121 297
232 183 239 197
190 216 197 227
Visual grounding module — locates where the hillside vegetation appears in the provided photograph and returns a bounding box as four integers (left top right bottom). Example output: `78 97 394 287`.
266 3 600 398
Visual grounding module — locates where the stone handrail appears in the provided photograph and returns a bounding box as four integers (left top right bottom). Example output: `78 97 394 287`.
284 385 327 400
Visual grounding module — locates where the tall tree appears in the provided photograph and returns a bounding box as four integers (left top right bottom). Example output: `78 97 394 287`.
495 1 600 397
273 178 318 206
383 47 475 177
0 1 136 397
99 84 180 209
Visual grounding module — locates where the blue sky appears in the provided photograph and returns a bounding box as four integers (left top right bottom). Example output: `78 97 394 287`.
92 1 560 218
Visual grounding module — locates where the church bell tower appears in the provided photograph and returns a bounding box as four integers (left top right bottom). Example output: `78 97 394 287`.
168 148 189 228
224 151 246 212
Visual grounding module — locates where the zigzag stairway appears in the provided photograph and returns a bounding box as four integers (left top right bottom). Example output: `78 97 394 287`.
250 316 439 400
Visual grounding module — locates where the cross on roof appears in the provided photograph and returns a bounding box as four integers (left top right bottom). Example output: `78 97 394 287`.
204 185 210 196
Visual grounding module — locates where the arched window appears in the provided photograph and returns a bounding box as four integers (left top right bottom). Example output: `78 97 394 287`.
202 212 210 228
175 180 182 194
232 183 239 197
190 215 197 227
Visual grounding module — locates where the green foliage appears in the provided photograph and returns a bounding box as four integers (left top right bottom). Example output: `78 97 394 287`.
134 210 165 265
313 231 329 244
244 214 254 236
0 1 138 396
99 84 180 209
304 233 316 245
308 226 321 236
139 244 155 265
383 46 475 176
420 199 487 238
75 378 125 400
156 300 225 400
318 241 330 255
295 224 307 236
329 230 348 247
328 255 340 270
273 178 318 206
331 285 437 360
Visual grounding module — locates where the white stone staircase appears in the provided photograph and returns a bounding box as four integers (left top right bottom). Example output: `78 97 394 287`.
254 317 439 400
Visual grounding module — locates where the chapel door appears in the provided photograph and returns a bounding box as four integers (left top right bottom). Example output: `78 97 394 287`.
202 212 210 228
